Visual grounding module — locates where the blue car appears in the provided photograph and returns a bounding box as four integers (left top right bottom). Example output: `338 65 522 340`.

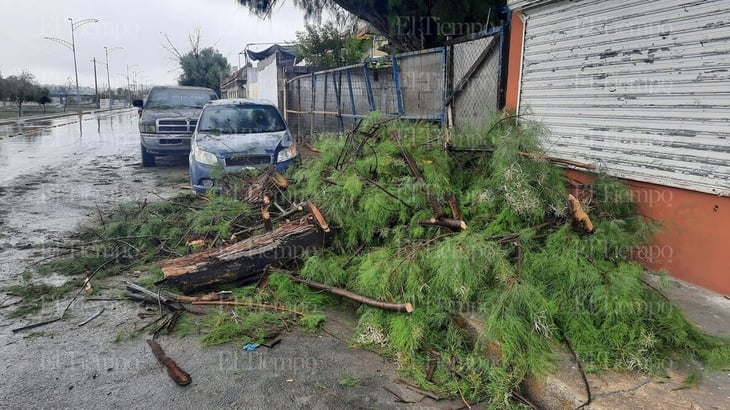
189 99 298 193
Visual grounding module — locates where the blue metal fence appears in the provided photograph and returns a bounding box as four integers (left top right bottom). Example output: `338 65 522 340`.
285 29 504 142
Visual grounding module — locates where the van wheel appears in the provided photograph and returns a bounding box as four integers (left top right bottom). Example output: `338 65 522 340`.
141 146 156 167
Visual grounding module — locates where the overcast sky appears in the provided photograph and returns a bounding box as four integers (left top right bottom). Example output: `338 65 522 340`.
0 0 307 89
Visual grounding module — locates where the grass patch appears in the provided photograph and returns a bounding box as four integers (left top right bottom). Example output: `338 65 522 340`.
338 376 360 387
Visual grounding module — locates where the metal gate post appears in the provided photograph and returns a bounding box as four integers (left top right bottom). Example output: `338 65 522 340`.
392 55 404 116
346 68 357 127
363 63 376 112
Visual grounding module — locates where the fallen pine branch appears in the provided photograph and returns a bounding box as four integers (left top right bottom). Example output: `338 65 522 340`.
12 258 115 333
190 301 307 316
447 145 597 170
147 339 192 386
289 275 413 313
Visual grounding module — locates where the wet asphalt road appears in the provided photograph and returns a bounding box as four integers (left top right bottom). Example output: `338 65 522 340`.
0 110 448 409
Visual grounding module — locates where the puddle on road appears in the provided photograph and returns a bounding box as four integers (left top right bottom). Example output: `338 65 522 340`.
0 112 189 285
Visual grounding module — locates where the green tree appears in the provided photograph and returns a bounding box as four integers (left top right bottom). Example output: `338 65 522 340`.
236 0 506 51
163 30 230 94
37 87 51 114
296 22 369 68
5 71 39 117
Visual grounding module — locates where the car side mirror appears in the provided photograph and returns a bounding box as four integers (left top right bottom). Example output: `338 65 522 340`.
132 99 144 108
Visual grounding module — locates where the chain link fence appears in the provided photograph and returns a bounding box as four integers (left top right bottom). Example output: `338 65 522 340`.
285 29 504 142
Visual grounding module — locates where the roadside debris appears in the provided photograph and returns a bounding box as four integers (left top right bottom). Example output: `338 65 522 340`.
10 114 728 406
147 339 192 386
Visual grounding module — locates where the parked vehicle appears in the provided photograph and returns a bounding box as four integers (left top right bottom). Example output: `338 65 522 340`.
133 86 218 167
189 99 298 193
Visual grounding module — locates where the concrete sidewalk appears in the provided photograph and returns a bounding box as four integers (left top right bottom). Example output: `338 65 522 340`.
524 274 730 410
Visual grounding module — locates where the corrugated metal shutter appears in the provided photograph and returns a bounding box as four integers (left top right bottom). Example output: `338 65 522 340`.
518 0 730 195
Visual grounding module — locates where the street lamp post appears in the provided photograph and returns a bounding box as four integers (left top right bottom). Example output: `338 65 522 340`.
104 46 122 108
125 64 138 107
45 17 98 109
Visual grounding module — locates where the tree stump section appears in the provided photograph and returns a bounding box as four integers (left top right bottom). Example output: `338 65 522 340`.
159 215 333 293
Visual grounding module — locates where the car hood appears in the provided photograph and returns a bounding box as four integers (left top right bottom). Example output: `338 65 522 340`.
140 107 202 122
195 131 288 156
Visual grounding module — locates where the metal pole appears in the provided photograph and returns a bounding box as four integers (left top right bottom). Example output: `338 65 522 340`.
92 57 99 109
126 65 131 107
69 18 81 109
104 46 122 109
105 47 111 106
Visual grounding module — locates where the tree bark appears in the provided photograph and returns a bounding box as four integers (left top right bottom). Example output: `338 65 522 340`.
159 215 333 293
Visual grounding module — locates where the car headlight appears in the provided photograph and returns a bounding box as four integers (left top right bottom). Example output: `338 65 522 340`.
193 146 219 166
140 123 155 133
276 144 297 163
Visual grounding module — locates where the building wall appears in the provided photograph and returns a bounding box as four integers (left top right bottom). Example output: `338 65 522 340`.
257 54 279 108
506 0 730 294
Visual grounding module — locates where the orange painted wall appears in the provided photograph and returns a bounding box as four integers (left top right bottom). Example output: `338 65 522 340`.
504 11 525 111
505 10 728 294
567 170 730 295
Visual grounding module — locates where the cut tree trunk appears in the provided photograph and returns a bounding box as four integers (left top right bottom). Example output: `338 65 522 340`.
159 215 333 293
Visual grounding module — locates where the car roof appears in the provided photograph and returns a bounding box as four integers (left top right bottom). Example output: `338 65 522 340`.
205 98 277 107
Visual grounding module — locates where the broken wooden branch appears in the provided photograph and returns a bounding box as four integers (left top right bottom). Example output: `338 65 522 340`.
170 291 232 304
159 214 334 293
419 217 467 232
190 301 306 316
447 192 463 221
289 275 413 313
261 204 273 233
77 306 105 327
568 194 594 233
400 148 445 218
306 200 330 232
124 281 183 311
398 379 441 401
147 339 192 386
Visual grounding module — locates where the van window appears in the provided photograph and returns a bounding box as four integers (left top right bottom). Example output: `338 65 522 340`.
145 89 217 109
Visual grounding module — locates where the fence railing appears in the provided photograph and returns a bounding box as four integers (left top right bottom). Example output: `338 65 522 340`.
285 28 504 142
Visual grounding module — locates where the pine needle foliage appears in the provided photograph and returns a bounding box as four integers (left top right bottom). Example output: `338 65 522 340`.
289 114 730 404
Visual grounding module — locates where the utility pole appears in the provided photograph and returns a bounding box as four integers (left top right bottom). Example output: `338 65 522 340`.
104 46 122 108
92 57 99 109
125 64 138 107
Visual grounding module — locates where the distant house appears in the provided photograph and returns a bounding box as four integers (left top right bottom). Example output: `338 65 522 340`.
504 0 730 293
236 44 319 114
220 66 248 99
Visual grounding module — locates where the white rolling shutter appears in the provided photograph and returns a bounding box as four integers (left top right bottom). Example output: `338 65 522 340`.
517 0 730 195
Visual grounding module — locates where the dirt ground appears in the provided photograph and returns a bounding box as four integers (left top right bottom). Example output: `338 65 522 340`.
0 111 463 409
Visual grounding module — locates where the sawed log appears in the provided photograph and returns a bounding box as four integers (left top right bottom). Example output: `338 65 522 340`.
159 215 334 294
147 339 192 386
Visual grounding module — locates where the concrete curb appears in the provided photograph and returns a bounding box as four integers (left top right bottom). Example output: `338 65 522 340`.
0 107 131 126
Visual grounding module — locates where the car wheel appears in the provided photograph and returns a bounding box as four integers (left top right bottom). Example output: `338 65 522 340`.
141 146 156 167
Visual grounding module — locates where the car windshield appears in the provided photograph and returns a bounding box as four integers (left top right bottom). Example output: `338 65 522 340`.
197 104 286 134
144 90 216 109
